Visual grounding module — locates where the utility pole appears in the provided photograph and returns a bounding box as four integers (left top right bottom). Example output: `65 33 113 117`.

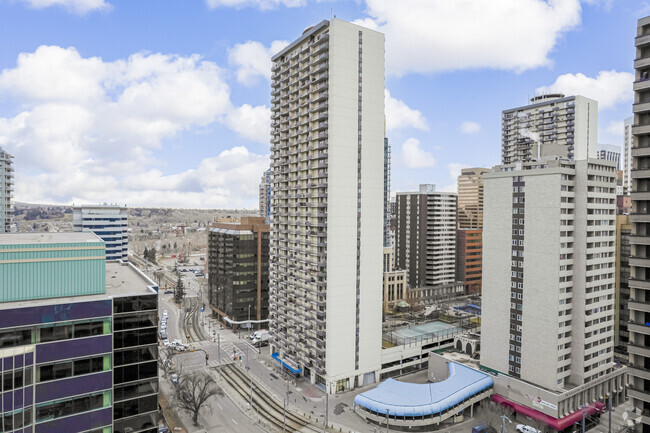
248 304 251 331
217 333 221 365
608 394 612 433
323 392 328 432
582 405 586 433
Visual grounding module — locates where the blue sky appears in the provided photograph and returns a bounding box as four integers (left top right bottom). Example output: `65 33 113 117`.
0 0 647 208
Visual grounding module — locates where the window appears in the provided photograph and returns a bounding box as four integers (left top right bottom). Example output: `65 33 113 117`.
35 391 109 422
37 355 109 382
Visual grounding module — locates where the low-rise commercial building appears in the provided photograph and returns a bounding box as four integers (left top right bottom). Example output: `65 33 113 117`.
382 247 407 311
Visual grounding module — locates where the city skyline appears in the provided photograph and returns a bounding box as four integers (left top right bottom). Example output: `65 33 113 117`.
0 0 644 208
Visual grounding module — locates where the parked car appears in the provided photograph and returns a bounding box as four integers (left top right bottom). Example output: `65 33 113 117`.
164 290 173 294
158 426 170 433
163 310 168 316
517 425 541 433
163 339 170 346
171 373 181 385
250 329 268 341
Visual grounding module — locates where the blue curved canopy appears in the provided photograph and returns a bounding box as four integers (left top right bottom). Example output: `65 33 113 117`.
354 362 492 418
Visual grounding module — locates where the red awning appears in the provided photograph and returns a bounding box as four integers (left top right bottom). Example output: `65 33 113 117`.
492 394 604 431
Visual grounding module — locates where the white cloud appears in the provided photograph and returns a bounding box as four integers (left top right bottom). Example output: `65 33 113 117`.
603 120 624 139
460 121 481 134
439 163 471 192
385 90 428 132
206 0 307 10
354 0 581 75
225 104 271 144
228 40 290 86
17 0 111 14
0 45 271 208
536 70 634 110
401 138 436 169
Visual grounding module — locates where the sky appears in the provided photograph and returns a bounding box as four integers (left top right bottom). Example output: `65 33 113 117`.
0 0 648 209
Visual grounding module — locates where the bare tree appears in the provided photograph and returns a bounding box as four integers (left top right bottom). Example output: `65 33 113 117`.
172 372 223 426
158 347 177 378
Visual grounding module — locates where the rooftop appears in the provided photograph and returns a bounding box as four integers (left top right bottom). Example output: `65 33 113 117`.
0 232 103 245
0 260 157 310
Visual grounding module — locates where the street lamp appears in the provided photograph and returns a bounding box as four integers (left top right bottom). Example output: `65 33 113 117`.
248 304 252 331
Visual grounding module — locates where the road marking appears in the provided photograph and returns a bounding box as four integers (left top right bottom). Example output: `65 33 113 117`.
231 419 238 425
217 403 223 410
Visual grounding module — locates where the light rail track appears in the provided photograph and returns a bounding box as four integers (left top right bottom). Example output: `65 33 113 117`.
218 363 325 433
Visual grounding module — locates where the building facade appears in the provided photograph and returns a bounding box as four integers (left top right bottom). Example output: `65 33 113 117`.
615 214 631 352
73 205 128 261
268 19 385 394
628 16 650 432
597 143 622 170
482 158 617 390
383 138 391 247
381 247 407 311
395 184 457 289
624 116 634 195
456 229 483 293
457 167 489 229
259 168 272 223
208 217 270 326
0 147 13 234
501 94 598 165
0 233 159 433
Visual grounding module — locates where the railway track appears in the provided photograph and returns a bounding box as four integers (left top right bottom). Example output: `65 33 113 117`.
181 298 207 342
218 363 325 433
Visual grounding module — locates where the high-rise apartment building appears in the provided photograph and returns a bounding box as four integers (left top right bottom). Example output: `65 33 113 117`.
456 229 482 293
628 16 650 431
383 138 391 247
395 184 457 289
624 116 634 195
0 233 159 433
597 143 622 170
268 19 385 393
0 147 14 233
73 205 128 261
501 94 597 165
457 167 489 229
259 168 272 223
208 217 269 325
482 158 619 389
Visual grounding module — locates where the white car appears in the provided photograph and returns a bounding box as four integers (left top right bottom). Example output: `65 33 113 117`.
163 310 168 316
516 425 540 433
163 339 170 346
160 323 167 330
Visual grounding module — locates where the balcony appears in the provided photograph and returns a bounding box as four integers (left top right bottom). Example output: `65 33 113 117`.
630 214 650 224
631 235 650 245
628 387 650 404
635 57 650 69
629 300 650 313
632 191 650 201
637 34 650 47
628 321 650 335
633 168 650 179
634 79 650 92
629 277 650 289
633 124 650 135
629 342 650 357
635 102 650 114
628 364 650 380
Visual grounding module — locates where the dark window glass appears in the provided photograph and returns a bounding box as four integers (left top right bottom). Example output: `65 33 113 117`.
113 296 157 314
24 367 33 386
114 346 157 366
114 328 157 349
73 320 103 338
0 329 32 348
13 369 23 389
114 379 158 402
40 324 73 343
74 359 91 376
38 357 104 382
138 361 157 380
36 392 104 422
114 313 156 331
